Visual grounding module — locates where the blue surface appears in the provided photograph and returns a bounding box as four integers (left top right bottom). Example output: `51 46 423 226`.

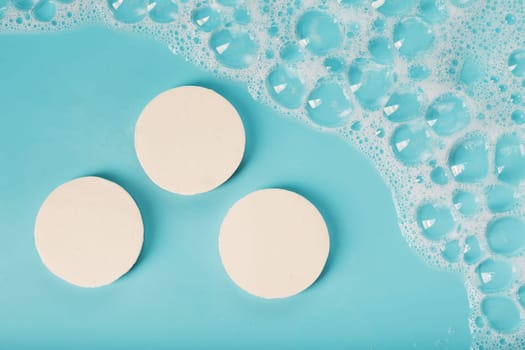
0 26 471 349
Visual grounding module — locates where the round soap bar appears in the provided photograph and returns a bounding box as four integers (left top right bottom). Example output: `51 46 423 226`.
219 189 330 299
34 177 143 288
134 86 246 195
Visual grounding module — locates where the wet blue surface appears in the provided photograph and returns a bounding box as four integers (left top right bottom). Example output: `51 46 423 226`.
0 26 471 349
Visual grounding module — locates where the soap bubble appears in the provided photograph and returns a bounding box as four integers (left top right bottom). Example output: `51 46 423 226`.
348 58 393 111
448 134 488 183
508 49 525 78
485 185 519 213
296 10 342 56
373 0 416 17
393 17 434 59
191 6 221 32
148 0 178 23
209 29 257 69
368 37 394 65
390 124 431 166
266 65 305 109
463 235 482 265
419 0 448 24
12 0 38 11
305 80 353 128
417 202 455 241
108 0 148 23
481 296 521 333
486 216 525 257
476 259 514 294
32 0 56 22
383 89 423 123
425 94 470 136
495 134 525 185
452 190 477 217
0 0 7 20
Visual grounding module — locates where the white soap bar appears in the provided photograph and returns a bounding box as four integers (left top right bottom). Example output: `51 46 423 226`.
34 177 143 288
134 86 246 195
219 189 330 299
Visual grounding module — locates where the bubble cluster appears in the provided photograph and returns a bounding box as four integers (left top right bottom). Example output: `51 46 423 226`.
2 0 525 347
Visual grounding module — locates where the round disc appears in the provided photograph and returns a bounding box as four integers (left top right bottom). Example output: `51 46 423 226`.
134 86 246 195
219 189 330 299
34 177 144 288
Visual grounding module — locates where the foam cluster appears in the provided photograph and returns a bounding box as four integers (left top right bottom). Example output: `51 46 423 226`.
1 0 525 347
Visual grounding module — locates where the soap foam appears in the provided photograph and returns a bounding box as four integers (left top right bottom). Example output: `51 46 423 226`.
2 0 525 347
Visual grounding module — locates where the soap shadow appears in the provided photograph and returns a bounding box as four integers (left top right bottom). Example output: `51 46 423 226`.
188 80 258 185
271 183 344 286
92 171 157 277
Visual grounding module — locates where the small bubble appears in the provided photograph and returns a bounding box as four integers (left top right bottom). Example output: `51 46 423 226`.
368 37 393 65
419 0 448 24
505 14 516 25
485 185 519 213
372 18 385 32
374 0 416 17
323 57 345 73
448 134 488 183
279 42 303 62
508 49 525 78
408 65 431 81
108 0 148 23
12 0 37 11
417 202 455 241
464 235 482 265
191 7 221 32
430 166 448 185
0 0 7 20
459 57 483 87
348 58 393 111
426 94 470 136
233 7 250 25
475 258 514 293
148 0 178 23
475 316 485 328
452 190 477 217
32 0 56 22
296 10 342 56
305 80 352 128
393 17 434 59
518 285 525 309
390 124 431 166
442 240 461 262
486 216 525 256
266 65 305 109
495 134 525 185
209 29 257 69
383 89 423 123
481 296 521 333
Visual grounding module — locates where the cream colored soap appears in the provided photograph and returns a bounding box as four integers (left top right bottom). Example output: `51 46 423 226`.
34 177 143 288
134 86 246 195
219 189 330 299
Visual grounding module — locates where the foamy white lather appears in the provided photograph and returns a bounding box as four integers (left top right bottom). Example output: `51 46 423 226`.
34 176 143 288
219 189 330 299
135 86 245 195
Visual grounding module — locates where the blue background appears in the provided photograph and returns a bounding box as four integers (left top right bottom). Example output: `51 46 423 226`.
0 26 471 349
